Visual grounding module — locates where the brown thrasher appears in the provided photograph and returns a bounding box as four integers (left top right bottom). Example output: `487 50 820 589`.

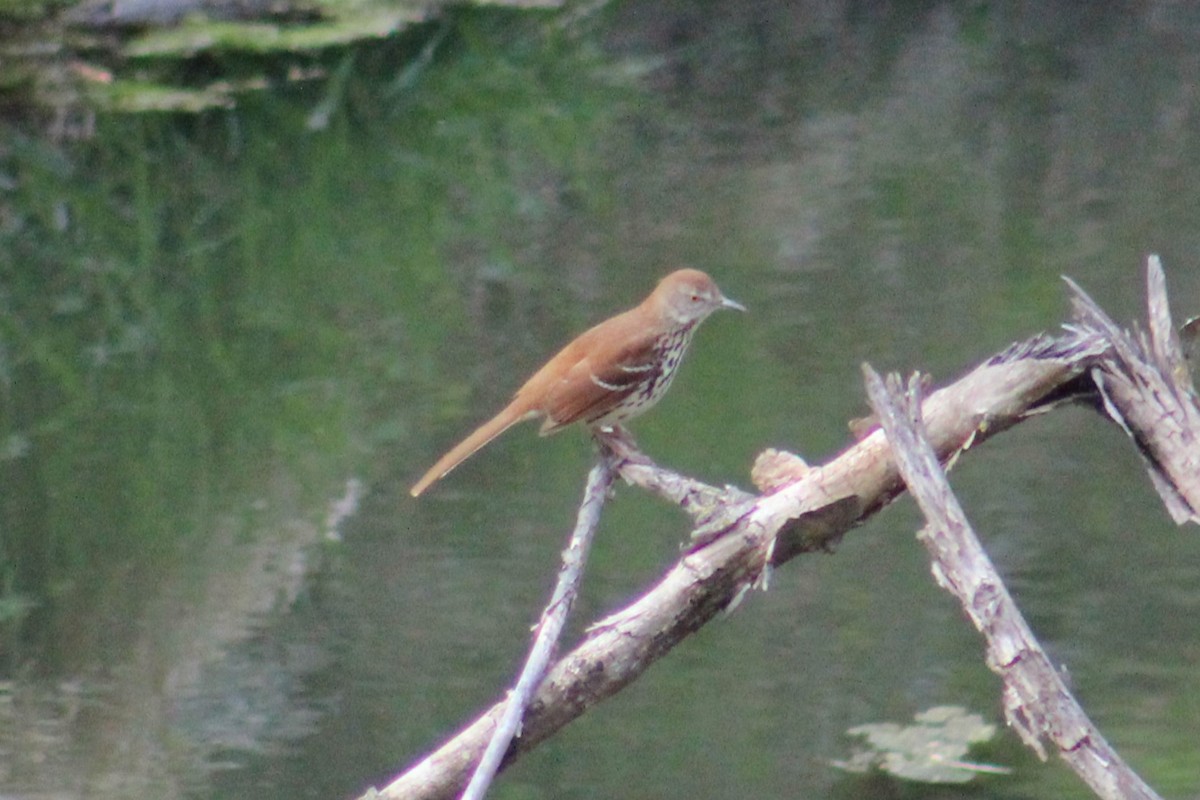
410 268 744 497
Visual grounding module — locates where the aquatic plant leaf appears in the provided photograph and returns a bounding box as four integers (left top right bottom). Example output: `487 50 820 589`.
833 705 1008 784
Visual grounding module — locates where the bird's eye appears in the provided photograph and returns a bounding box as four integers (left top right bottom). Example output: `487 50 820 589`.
690 293 701 303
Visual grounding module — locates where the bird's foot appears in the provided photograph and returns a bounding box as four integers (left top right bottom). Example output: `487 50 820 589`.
593 425 651 466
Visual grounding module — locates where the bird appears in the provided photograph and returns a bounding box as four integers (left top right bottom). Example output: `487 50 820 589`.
410 268 745 497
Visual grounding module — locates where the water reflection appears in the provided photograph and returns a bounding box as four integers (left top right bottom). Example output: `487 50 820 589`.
2 3 1200 799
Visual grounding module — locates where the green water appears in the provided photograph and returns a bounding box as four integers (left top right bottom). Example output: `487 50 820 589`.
1 3 1198 799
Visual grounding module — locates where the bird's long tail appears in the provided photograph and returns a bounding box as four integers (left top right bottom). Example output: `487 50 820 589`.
410 402 538 497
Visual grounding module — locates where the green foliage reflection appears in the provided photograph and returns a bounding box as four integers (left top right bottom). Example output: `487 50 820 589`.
0 13 629 672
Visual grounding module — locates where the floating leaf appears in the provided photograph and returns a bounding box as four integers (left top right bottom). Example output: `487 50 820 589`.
833 705 1010 784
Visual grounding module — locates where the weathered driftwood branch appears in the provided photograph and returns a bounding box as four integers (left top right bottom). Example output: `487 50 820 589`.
372 259 1194 800
1066 256 1200 523
458 460 614 800
864 367 1162 800
595 425 755 524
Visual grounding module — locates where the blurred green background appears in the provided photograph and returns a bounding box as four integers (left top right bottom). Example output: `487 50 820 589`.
1 2 1198 799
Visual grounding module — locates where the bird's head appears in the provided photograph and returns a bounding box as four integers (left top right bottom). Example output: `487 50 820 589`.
654 268 746 325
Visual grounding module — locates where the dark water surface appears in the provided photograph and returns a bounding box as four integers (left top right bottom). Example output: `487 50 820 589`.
2 3 1199 799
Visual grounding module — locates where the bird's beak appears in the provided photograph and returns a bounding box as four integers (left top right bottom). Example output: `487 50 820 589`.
720 295 747 312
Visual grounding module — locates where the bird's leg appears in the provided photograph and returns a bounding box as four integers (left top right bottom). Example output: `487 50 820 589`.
592 424 652 466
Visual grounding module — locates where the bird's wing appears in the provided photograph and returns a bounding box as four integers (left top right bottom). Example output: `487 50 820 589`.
537 332 660 432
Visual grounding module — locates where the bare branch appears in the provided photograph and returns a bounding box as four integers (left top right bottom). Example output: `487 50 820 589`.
1066 255 1200 523
864 366 1162 800
594 425 755 530
457 459 615 800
